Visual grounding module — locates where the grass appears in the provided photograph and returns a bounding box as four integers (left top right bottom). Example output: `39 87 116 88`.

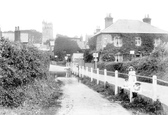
0 77 64 115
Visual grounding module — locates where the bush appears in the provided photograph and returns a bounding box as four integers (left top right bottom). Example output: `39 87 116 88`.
102 53 115 62
0 38 62 109
97 63 106 70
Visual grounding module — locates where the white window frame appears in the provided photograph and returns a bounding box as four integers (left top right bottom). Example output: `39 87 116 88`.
135 37 141 46
154 38 161 47
115 53 123 62
114 36 122 47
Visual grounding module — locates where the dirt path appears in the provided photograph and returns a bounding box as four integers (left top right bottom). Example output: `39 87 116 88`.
56 76 131 115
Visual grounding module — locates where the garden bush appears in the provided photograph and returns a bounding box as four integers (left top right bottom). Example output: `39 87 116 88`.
101 53 115 62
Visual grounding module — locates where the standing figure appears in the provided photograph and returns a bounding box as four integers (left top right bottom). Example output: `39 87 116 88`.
128 66 137 89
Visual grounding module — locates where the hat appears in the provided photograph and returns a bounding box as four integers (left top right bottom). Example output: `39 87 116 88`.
128 66 135 71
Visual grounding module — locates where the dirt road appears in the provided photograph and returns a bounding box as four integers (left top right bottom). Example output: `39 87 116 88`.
56 77 131 115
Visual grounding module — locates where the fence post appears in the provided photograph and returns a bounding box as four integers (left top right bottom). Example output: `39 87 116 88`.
86 67 88 77
115 70 118 95
76 66 78 76
97 68 99 85
71 63 73 74
91 68 93 82
80 66 82 77
153 75 157 101
78 66 81 77
104 69 107 88
81 66 84 77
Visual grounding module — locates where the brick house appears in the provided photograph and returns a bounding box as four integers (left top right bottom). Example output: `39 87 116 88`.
91 15 168 62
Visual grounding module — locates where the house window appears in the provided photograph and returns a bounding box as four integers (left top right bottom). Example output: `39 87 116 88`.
154 38 161 47
114 36 122 47
115 53 123 62
102 34 113 49
135 37 141 46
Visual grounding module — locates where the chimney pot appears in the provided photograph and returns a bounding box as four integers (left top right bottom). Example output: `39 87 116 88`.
143 15 151 24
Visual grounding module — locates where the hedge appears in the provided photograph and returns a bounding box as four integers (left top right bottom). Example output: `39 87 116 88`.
0 38 62 108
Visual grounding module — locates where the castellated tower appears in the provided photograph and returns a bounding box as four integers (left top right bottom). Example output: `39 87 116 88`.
42 21 53 44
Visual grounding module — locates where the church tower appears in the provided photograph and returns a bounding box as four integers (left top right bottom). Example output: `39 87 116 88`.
42 21 53 44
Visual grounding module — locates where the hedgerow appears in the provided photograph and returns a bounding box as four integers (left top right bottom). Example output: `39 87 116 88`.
0 38 62 109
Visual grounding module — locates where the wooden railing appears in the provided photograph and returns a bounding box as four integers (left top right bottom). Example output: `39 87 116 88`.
71 63 168 106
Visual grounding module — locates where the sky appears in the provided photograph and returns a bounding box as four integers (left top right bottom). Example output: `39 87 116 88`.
0 0 168 38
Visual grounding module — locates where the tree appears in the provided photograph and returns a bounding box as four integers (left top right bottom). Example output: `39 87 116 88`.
88 36 97 50
54 35 82 60
83 49 93 62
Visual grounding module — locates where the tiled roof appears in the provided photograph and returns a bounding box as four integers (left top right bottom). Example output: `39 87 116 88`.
96 20 168 35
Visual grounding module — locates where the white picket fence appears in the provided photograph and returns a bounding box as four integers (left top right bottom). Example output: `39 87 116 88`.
71 63 168 106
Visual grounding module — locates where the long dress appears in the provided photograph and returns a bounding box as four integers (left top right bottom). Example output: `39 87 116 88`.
128 71 137 89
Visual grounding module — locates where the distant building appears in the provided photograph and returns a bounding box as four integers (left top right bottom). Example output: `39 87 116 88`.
2 27 42 44
42 21 53 44
2 31 15 41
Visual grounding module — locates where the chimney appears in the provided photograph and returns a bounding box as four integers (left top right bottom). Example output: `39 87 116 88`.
143 14 151 24
96 26 101 33
105 13 113 28
14 26 21 42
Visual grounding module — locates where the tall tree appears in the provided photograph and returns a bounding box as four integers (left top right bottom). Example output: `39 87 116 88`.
54 35 82 60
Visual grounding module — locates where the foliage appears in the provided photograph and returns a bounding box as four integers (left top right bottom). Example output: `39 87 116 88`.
0 38 62 108
98 43 168 82
88 36 97 50
83 49 93 63
54 35 82 60
97 62 106 70
101 53 115 62
20 30 42 44
103 33 155 56
122 97 164 114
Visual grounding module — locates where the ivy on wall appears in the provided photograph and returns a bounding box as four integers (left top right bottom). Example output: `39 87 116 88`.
88 33 168 62
102 33 168 56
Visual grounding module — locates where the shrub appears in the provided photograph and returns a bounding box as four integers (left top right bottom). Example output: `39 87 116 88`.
97 62 106 70
101 53 115 62
0 38 61 108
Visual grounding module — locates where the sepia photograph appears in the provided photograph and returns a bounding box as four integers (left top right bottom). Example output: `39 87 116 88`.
0 0 168 115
